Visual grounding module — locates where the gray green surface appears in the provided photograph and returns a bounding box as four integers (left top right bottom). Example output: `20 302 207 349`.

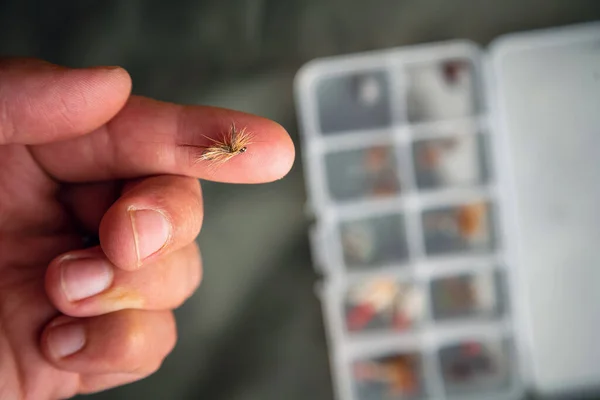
0 1 599 399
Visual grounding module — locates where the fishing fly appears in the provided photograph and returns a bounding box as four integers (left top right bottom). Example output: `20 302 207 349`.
197 123 254 165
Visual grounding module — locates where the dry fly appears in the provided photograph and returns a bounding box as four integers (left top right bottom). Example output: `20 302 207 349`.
196 123 254 165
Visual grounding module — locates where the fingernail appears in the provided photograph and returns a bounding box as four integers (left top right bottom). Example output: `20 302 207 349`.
47 322 86 358
129 209 171 264
60 257 114 302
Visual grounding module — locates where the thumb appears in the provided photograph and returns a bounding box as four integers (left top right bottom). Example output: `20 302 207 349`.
0 58 132 145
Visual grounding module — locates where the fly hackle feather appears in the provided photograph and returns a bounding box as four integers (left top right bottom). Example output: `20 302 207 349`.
198 123 254 165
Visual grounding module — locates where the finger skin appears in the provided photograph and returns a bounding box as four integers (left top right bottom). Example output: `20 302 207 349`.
58 181 121 233
40 310 176 375
98 175 203 270
78 372 159 395
45 244 202 317
31 96 296 183
0 58 131 145
0 233 83 268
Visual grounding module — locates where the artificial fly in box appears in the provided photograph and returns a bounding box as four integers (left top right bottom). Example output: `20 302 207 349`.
196 123 254 165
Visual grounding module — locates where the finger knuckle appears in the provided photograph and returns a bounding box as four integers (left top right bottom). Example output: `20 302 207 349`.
113 322 147 372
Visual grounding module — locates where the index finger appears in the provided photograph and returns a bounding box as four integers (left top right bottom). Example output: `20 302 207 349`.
31 96 295 184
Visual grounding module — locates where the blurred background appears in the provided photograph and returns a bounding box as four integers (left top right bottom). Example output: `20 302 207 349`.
0 1 599 399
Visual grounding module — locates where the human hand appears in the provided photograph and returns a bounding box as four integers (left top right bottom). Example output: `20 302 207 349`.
0 58 294 399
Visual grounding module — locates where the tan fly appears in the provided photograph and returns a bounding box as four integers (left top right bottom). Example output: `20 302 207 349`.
197 123 254 165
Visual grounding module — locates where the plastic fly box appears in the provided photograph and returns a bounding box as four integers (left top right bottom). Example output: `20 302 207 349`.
294 22 600 400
